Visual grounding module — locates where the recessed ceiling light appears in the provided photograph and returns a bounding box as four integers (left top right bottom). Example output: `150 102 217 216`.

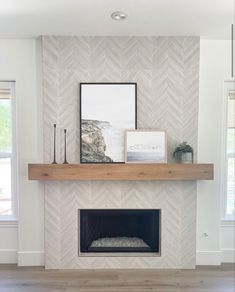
111 11 128 21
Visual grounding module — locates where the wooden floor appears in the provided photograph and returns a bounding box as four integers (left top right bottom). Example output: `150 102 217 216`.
0 264 234 292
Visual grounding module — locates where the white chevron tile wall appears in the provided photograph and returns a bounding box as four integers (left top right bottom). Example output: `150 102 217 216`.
42 36 199 269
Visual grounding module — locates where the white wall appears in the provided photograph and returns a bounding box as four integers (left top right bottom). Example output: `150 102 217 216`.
197 39 234 265
0 39 44 265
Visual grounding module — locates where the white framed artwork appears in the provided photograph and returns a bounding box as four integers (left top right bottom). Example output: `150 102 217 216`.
125 130 167 163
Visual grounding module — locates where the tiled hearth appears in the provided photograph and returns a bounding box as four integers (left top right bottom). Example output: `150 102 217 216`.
43 36 199 269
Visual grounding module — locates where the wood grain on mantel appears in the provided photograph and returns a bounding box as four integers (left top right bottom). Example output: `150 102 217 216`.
28 163 214 181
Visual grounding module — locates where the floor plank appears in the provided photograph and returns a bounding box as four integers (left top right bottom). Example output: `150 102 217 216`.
0 264 234 292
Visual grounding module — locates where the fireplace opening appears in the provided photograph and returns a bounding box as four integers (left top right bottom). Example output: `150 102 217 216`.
79 209 161 254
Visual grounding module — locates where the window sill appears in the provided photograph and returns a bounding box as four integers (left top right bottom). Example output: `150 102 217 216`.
221 217 235 227
0 216 18 228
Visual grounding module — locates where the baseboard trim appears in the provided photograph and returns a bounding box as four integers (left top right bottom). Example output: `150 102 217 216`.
0 249 17 264
196 251 221 265
6 250 233 266
18 251 44 266
221 249 235 263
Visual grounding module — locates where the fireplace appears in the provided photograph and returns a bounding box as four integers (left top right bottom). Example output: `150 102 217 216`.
79 209 161 255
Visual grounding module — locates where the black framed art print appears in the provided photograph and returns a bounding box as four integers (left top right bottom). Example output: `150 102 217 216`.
80 83 137 163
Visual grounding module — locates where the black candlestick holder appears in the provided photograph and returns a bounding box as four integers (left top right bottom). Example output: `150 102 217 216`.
52 124 57 164
63 129 68 164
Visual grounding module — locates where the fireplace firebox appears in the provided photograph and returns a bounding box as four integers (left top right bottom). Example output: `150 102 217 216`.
79 209 161 254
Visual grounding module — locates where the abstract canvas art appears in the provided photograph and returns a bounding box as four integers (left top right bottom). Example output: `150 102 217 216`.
80 83 137 163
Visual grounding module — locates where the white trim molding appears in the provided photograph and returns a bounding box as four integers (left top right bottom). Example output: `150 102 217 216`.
0 81 18 220
196 250 234 265
17 251 44 266
196 251 221 265
0 220 18 228
220 81 235 219
221 249 235 263
221 219 235 226
0 249 17 264
0 220 18 264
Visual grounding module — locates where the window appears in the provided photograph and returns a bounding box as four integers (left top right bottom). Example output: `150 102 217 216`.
0 82 16 219
222 82 235 219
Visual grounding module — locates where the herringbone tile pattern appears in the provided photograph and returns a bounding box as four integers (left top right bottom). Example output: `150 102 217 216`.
42 36 199 269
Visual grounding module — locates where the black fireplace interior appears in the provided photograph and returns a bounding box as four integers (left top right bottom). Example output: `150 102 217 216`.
79 209 160 253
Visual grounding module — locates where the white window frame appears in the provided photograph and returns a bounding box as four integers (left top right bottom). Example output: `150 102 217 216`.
0 81 18 221
221 80 235 222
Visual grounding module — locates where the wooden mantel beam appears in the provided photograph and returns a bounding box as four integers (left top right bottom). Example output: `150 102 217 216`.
28 163 214 181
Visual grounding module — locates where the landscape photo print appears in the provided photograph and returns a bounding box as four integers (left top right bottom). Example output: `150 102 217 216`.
80 83 137 163
125 130 167 163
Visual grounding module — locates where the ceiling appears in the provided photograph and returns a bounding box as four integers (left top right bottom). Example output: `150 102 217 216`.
0 0 234 38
